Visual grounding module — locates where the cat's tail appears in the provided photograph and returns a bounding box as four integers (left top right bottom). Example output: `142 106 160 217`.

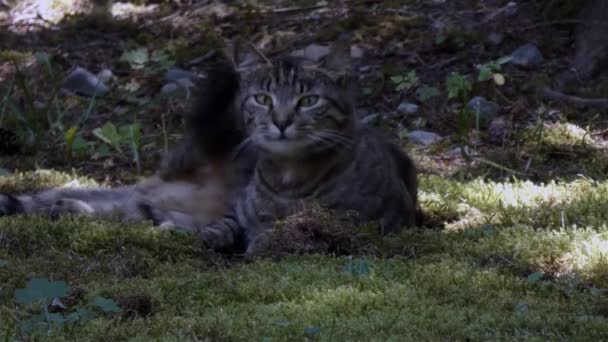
159 61 242 180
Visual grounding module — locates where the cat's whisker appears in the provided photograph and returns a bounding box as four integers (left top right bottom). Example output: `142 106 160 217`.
231 137 253 161
315 131 354 147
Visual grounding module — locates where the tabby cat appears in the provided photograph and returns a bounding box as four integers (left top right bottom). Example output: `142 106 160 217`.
0 40 419 254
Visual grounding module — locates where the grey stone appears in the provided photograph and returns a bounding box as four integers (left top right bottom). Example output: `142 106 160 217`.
510 43 543 68
97 69 114 83
350 46 364 59
164 68 202 83
161 82 180 95
407 130 442 146
62 67 108 97
292 44 364 62
397 102 420 114
467 96 500 128
445 146 470 158
161 78 196 98
291 44 330 62
486 32 504 46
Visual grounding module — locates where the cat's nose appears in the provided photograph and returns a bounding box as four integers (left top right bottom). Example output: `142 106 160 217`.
272 118 293 134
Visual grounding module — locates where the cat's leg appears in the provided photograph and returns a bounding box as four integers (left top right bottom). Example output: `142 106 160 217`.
0 187 142 220
141 205 246 253
49 198 95 219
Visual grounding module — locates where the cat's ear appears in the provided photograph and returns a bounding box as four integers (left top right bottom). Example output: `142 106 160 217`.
227 38 270 70
323 39 352 76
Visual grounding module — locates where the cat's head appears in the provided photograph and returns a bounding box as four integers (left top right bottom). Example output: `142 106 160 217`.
228 40 356 159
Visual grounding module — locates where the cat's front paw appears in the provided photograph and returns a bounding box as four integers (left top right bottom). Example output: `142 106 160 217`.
0 193 23 216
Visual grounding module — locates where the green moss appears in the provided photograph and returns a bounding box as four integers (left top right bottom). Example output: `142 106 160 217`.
1 171 608 340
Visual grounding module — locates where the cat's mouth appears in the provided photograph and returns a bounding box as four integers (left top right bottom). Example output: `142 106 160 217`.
257 137 308 156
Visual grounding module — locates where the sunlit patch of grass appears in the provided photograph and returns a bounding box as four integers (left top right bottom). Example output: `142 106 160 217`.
0 169 99 193
450 121 608 181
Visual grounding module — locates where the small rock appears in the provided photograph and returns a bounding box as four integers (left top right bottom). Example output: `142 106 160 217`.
407 130 443 146
96 69 114 83
486 116 511 145
62 67 108 97
161 78 196 98
486 32 504 46
358 65 372 73
397 102 420 114
163 68 202 84
467 96 500 129
510 43 543 68
445 146 470 158
291 44 330 62
161 83 179 95
350 46 364 59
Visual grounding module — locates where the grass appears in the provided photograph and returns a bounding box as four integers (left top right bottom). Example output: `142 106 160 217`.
1 171 608 340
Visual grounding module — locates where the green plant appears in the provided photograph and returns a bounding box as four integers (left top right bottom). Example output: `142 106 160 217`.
13 277 121 336
15 278 70 334
391 71 419 93
92 121 142 172
446 72 474 147
477 56 512 86
1 52 99 152
120 47 175 74
416 84 441 101
446 72 472 100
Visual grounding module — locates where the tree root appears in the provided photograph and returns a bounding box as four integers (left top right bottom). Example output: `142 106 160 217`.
539 87 608 109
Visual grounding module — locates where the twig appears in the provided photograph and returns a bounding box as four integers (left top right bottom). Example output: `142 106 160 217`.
473 157 525 177
539 87 608 109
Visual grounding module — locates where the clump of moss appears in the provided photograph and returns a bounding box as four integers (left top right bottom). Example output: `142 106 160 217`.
253 205 383 257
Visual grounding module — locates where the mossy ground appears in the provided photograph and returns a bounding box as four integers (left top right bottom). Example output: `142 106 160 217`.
1 170 608 341
2 0 608 340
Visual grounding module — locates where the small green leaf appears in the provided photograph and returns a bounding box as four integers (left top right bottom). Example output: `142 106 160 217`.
527 272 544 285
71 136 89 157
34 52 53 78
65 125 79 158
274 320 291 327
19 312 46 333
416 85 441 101
343 258 371 277
15 278 69 305
93 296 121 313
478 67 493 82
496 55 513 65
93 122 122 153
120 47 149 69
446 72 472 100
123 79 141 92
390 75 403 83
304 326 321 336
65 308 95 325
590 287 603 297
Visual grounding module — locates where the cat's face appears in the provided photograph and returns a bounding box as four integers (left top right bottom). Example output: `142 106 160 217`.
232 42 355 158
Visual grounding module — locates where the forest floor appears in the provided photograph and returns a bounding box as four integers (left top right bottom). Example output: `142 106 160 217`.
1 0 608 340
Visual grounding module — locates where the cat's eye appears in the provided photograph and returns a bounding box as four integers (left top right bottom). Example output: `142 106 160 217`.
298 95 319 107
254 94 272 106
